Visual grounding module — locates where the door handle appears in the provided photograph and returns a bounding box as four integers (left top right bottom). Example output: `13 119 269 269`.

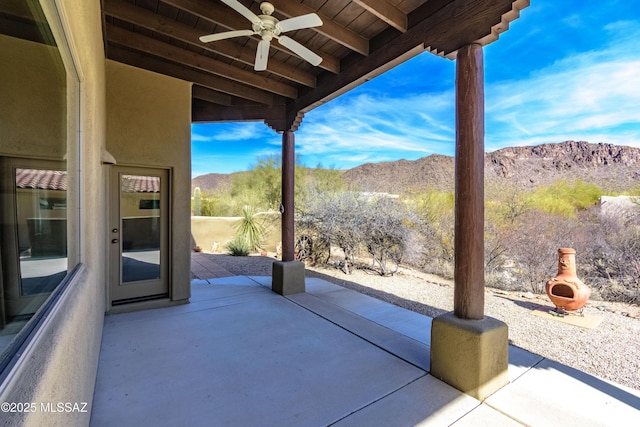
112 238 119 243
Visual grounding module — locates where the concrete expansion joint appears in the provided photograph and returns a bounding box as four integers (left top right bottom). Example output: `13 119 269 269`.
481 401 529 426
328 375 429 425
285 293 429 372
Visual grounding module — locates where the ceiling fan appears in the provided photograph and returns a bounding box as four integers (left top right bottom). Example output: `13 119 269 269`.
199 0 323 71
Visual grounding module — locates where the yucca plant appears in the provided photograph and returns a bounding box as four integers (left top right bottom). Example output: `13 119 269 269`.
233 205 266 253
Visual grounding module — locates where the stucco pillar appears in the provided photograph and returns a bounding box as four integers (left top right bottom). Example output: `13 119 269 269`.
430 44 508 401
272 130 305 295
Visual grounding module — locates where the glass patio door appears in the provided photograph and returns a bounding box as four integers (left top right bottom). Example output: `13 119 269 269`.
110 166 169 304
0 158 68 318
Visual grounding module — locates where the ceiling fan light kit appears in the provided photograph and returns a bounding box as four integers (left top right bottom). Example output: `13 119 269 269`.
199 1 323 71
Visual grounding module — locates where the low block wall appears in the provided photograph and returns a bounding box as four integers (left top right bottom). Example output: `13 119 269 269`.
191 213 281 253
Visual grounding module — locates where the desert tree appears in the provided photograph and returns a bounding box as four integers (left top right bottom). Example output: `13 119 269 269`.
580 209 640 304
411 189 455 278
358 196 419 275
296 191 418 275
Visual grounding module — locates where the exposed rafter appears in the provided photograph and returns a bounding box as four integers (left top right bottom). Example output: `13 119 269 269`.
353 0 407 33
163 0 340 73
250 0 370 56
99 0 529 131
103 0 317 87
106 24 298 99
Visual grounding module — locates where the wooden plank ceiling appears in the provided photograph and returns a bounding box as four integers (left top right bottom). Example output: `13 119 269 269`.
103 0 529 132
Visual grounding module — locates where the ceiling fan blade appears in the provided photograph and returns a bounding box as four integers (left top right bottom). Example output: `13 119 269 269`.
221 0 261 26
277 13 323 33
254 39 270 71
199 29 254 43
277 35 322 66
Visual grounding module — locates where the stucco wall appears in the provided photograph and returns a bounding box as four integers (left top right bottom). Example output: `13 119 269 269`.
0 0 108 426
191 213 282 253
0 35 66 158
106 60 192 302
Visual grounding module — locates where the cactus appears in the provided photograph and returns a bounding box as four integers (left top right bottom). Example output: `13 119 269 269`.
193 187 202 216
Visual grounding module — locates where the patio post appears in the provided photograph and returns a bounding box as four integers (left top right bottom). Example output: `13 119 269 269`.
430 43 509 400
281 130 295 262
453 43 485 320
272 130 305 295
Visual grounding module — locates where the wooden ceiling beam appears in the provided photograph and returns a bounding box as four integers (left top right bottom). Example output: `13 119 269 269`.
191 99 302 133
416 0 520 57
106 24 298 99
103 0 316 87
352 0 407 33
108 45 278 105
192 85 233 106
192 98 285 125
249 0 369 56
291 0 525 114
165 0 249 32
164 0 340 73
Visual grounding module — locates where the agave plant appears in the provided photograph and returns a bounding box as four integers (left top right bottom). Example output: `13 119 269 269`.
225 236 251 256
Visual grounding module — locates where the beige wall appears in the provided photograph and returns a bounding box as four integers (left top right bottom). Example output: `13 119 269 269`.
0 2 193 424
0 35 66 158
0 1 108 426
106 60 192 302
191 213 282 253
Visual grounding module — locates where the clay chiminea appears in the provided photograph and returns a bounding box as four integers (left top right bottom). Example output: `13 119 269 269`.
546 248 591 312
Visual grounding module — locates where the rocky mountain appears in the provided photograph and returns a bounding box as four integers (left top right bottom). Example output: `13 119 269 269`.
191 172 233 193
485 141 640 189
344 141 640 194
342 154 455 193
192 141 640 195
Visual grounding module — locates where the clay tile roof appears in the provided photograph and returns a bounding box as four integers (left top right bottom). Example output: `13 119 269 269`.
120 175 160 193
15 169 68 190
14 169 160 193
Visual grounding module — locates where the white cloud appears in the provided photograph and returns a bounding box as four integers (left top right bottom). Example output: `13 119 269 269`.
486 20 640 150
192 122 271 142
297 90 456 168
191 10 640 174
297 18 640 168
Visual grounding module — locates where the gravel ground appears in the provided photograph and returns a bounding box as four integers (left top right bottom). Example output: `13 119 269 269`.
201 254 640 392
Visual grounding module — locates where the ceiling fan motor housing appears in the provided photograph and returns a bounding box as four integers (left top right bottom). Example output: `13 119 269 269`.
253 14 279 41
200 0 323 70
260 2 275 15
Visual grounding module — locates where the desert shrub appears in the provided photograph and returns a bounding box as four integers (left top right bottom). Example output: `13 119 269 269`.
225 236 250 256
482 202 640 304
579 211 640 304
296 191 418 275
483 210 588 293
526 179 603 217
233 205 266 252
230 155 282 212
199 192 238 216
304 164 345 194
484 187 531 283
411 190 455 276
358 197 419 275
501 212 561 293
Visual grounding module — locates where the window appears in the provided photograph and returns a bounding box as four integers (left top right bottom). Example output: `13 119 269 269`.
0 1 77 365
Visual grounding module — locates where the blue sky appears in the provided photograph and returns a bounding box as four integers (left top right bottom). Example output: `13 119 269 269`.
191 0 640 177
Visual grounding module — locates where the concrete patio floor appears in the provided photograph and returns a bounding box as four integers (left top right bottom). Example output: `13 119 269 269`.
91 263 640 426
